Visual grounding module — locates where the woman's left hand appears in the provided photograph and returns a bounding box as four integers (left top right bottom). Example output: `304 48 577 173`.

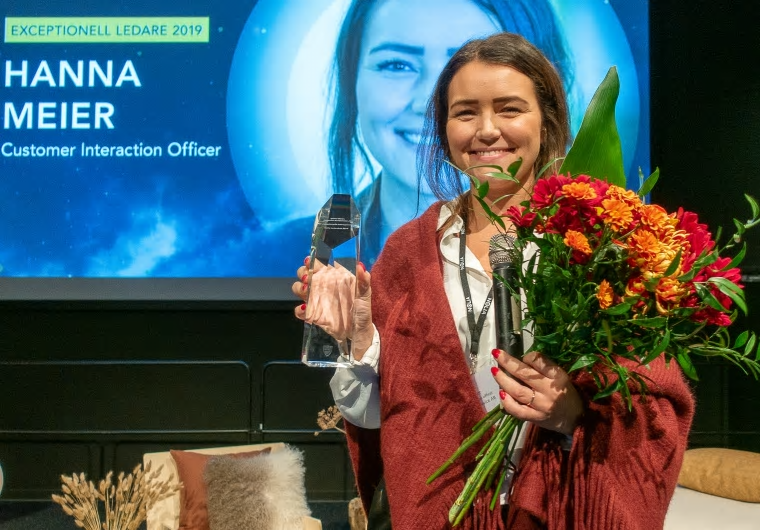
491 349 584 436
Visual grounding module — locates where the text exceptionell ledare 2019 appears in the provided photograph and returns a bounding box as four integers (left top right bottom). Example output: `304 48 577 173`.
0 141 222 158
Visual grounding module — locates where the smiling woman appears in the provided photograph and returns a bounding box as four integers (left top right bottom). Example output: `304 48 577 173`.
292 32 694 529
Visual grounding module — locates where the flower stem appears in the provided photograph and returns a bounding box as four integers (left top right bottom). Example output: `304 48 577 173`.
448 415 523 526
426 405 504 484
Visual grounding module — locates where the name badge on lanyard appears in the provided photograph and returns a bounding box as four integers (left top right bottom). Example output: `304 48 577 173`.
459 224 494 373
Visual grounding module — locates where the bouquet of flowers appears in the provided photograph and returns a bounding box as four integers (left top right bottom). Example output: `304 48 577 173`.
427 67 760 525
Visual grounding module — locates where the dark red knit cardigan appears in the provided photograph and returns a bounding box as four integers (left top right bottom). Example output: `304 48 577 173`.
345 203 695 529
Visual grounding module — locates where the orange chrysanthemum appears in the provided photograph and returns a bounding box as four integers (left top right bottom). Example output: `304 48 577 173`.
606 185 642 209
655 277 689 315
638 204 672 232
627 228 683 275
597 279 614 309
564 230 592 255
562 181 597 201
601 197 636 232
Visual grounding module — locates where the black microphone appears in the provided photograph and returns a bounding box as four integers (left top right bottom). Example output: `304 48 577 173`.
489 234 523 357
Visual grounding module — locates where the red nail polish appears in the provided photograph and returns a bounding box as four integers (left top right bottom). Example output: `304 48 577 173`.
300 304 306 311
301 274 307 283
358 262 366 273
302 283 307 292
499 390 506 400
490 366 499 376
304 256 310 266
491 349 500 359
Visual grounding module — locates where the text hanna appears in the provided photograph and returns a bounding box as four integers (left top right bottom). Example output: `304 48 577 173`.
2 59 140 130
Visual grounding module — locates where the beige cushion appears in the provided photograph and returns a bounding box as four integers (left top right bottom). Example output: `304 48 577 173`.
143 443 322 530
678 448 760 503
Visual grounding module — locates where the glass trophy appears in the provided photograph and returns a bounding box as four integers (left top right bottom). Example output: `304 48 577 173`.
301 194 360 367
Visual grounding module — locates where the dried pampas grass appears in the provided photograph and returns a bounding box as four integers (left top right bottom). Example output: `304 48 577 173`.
52 462 182 530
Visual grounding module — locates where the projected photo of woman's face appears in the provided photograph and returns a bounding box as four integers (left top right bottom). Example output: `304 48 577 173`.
354 0 498 199
227 0 646 274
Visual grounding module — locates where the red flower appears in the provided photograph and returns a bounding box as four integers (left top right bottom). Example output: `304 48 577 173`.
536 175 605 236
531 173 573 208
675 208 715 273
505 205 537 228
625 276 650 314
684 256 742 326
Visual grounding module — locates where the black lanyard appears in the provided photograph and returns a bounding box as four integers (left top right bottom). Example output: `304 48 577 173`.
459 224 494 372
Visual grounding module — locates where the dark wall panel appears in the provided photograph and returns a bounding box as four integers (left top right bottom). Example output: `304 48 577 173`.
0 361 250 432
650 0 760 270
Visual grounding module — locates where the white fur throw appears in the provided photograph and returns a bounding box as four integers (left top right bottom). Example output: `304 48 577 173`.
204 445 311 530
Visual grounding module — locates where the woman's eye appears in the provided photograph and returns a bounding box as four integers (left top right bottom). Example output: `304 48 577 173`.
500 107 521 116
451 109 475 119
376 59 416 73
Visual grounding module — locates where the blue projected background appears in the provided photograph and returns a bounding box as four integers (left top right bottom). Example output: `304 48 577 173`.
0 0 648 300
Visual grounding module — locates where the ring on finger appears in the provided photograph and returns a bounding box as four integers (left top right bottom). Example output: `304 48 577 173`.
525 388 536 407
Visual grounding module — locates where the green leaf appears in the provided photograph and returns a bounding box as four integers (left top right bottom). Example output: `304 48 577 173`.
642 328 671 365
568 354 597 372
559 67 626 187
695 283 731 313
676 349 699 381
708 276 744 295
474 196 506 231
679 252 720 282
733 330 749 349
745 333 757 358
593 378 623 400
637 167 660 198
506 158 523 178
602 302 632 315
733 218 746 237
725 243 747 270
487 172 519 183
664 250 682 277
746 194 760 220
537 157 564 178
677 268 698 283
628 316 668 328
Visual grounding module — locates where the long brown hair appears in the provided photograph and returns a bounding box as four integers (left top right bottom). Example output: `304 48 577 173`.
417 32 570 221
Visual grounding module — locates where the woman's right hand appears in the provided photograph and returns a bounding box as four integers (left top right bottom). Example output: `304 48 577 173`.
293 257 374 361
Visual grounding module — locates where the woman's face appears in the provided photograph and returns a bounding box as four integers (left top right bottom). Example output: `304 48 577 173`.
355 0 499 191
445 61 544 195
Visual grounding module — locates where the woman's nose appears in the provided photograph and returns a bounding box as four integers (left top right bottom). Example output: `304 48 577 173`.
476 115 500 140
411 71 437 114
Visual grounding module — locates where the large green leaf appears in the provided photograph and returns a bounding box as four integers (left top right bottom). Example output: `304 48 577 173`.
559 67 626 187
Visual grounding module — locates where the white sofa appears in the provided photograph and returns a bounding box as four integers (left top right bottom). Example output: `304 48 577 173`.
665 486 760 529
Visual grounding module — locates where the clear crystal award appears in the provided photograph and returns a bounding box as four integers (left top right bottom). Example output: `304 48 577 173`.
301 194 360 367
